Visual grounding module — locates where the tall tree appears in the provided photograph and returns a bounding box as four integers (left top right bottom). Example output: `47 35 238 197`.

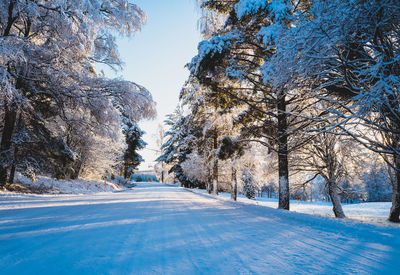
267 0 400 222
157 106 204 188
189 0 313 210
0 0 154 186
122 120 146 179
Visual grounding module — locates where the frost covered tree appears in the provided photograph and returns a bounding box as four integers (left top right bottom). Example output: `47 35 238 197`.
189 0 314 210
266 0 400 222
122 120 146 179
157 105 204 188
184 0 400 222
242 169 257 200
160 75 239 191
155 124 172 183
179 79 221 193
196 0 226 39
180 150 209 184
0 0 155 187
293 133 356 218
362 164 392 202
218 136 247 200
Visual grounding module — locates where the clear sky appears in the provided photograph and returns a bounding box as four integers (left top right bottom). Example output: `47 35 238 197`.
106 0 202 170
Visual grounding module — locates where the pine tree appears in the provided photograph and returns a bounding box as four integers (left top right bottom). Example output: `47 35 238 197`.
122 119 147 179
190 0 314 210
242 169 256 200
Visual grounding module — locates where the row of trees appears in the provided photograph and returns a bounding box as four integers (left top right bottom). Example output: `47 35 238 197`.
0 0 155 187
158 0 400 222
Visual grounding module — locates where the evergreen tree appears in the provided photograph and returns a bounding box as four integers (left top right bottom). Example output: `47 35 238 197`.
157 105 206 189
242 169 256 200
122 119 147 179
190 0 314 210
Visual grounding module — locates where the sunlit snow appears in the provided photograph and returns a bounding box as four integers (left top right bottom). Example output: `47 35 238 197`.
1 183 399 274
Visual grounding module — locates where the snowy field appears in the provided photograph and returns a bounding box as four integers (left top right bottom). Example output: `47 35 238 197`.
183 186 396 227
1 182 399 274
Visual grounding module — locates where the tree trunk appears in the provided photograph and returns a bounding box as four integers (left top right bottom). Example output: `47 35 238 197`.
4 0 16 37
70 160 82 180
120 163 124 177
328 180 346 218
8 164 16 184
213 131 218 195
0 103 17 188
231 168 237 201
8 112 23 185
8 146 18 185
124 164 128 179
277 92 289 210
389 155 400 222
213 179 218 195
206 174 212 194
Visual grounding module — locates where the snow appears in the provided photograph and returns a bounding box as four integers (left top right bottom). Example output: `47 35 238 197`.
235 0 268 18
1 174 125 195
189 30 242 75
258 23 283 44
235 0 289 20
188 187 398 227
1 182 399 274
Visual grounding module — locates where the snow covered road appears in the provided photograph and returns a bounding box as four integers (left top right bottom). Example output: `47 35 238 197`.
1 183 399 274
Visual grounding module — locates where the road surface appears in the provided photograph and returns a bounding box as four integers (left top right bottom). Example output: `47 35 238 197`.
0 183 399 274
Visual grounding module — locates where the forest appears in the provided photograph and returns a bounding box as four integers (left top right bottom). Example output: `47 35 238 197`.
157 0 400 222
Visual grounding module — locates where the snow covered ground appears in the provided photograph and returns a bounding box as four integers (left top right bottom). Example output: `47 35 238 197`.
0 182 399 274
0 174 126 195
183 186 396 227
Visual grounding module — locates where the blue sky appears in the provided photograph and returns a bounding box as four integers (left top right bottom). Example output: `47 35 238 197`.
106 0 201 170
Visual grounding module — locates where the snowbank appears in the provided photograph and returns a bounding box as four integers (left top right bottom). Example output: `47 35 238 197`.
185 187 398 227
0 174 132 195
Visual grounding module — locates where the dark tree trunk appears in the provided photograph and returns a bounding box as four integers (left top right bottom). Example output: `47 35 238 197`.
8 164 16 184
8 146 18 184
124 164 128 179
0 103 17 188
231 167 237 201
389 155 400 222
8 112 22 185
4 0 16 36
277 92 289 210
